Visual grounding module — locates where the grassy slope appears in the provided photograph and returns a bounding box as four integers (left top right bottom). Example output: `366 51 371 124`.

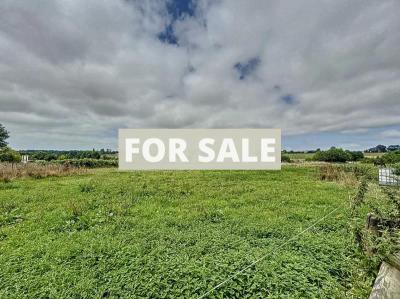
0 167 374 298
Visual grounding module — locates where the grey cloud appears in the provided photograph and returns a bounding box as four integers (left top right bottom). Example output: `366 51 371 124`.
0 0 399 149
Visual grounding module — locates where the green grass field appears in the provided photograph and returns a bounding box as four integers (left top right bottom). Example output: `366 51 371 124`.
364 153 385 158
285 153 314 160
0 167 375 298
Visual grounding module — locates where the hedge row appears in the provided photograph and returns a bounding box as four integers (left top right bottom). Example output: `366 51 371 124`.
37 159 118 168
313 148 364 163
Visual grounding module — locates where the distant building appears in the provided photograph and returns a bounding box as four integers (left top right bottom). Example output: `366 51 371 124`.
366 145 387 153
366 144 400 153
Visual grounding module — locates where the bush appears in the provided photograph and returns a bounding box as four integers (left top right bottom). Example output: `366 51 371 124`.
281 155 291 163
29 150 103 161
313 148 364 163
350 180 400 262
313 147 351 163
360 157 375 164
0 148 21 163
54 159 117 168
374 151 400 166
393 163 400 176
347 151 364 161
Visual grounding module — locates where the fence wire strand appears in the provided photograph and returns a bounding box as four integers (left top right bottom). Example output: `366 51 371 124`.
197 203 345 299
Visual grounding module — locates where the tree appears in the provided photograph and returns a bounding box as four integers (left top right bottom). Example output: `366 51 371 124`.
313 147 352 162
374 151 400 166
376 144 387 153
0 123 9 148
0 147 21 163
346 150 364 161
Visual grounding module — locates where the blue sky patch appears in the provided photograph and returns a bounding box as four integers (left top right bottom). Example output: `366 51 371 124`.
281 94 295 104
158 24 178 45
158 0 197 45
166 0 196 19
234 57 261 80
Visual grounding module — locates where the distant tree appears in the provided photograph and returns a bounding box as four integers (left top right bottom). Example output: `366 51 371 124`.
0 147 21 163
374 151 400 166
44 153 57 161
313 147 351 163
346 150 364 161
367 144 387 153
0 123 9 148
376 145 387 153
388 145 400 152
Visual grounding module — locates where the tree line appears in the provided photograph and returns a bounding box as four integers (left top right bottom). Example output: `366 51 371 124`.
2 123 399 166
0 123 117 163
20 150 117 161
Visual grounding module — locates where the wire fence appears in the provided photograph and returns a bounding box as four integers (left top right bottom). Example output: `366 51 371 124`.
379 168 400 186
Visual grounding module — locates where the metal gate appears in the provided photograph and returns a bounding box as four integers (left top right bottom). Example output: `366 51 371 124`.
379 168 400 186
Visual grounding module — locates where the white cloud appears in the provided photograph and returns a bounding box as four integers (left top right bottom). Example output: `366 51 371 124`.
381 129 400 138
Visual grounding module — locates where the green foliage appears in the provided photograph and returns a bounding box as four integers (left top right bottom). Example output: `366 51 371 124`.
347 151 364 162
351 182 400 262
21 150 111 161
313 147 363 163
345 164 377 181
350 179 368 215
0 147 21 163
0 167 375 297
54 158 117 168
393 163 400 176
281 155 291 163
374 151 400 166
0 123 9 148
360 157 375 164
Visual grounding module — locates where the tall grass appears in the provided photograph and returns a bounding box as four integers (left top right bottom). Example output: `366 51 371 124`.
317 164 377 186
0 163 85 182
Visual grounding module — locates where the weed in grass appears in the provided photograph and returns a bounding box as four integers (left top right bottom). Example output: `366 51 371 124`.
200 209 225 223
79 182 95 193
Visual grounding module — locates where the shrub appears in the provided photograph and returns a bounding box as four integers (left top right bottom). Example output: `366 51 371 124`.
360 157 375 164
317 164 359 186
351 181 400 262
55 159 117 168
347 151 364 161
0 148 21 163
317 164 376 186
313 147 351 163
281 155 291 163
393 163 400 176
374 151 400 166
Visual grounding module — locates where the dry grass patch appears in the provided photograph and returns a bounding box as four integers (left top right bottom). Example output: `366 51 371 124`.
0 163 86 182
317 164 376 187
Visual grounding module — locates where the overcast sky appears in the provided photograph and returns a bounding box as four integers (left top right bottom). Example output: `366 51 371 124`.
1 0 399 150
